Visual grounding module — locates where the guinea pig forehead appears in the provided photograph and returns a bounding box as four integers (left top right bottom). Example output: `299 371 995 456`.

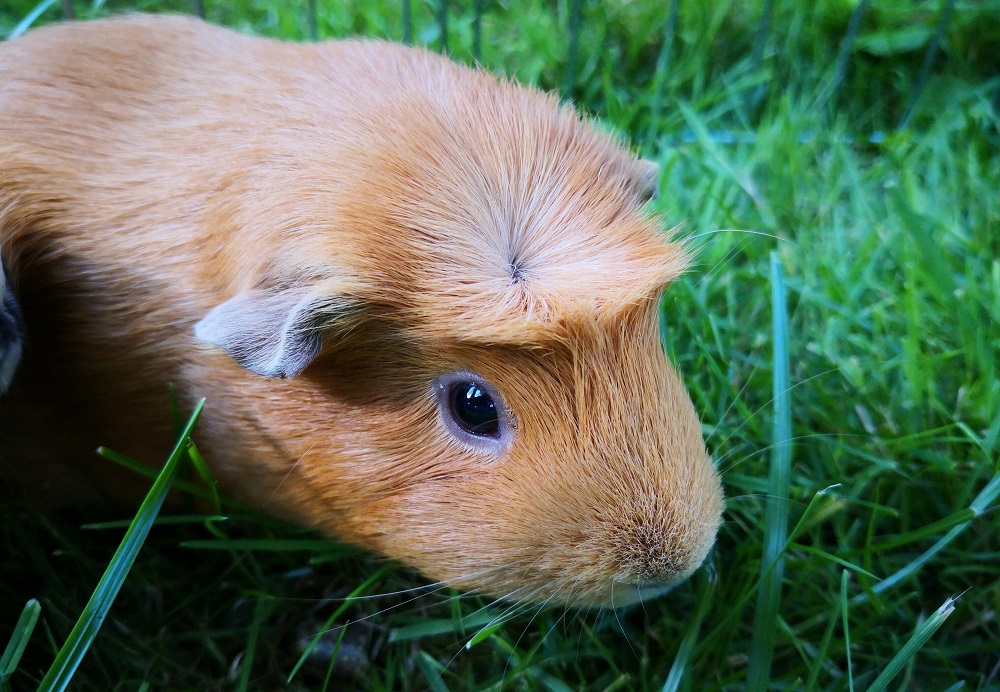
392 227 689 346
391 175 685 341
333 78 687 343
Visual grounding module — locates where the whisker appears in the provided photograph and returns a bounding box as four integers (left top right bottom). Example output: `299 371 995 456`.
275 562 515 606
694 237 751 289
610 582 639 661
717 431 852 473
687 228 791 244
500 590 561 687
709 366 846 457
637 581 649 617
703 360 759 446
264 442 316 506
557 589 594 650
295 562 540 647
717 428 894 475
345 564 516 602
460 585 539 632
435 585 542 680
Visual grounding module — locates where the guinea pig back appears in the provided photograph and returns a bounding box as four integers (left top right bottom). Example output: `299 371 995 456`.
0 14 723 607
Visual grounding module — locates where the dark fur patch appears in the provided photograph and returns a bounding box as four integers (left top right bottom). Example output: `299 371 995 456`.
0 261 23 394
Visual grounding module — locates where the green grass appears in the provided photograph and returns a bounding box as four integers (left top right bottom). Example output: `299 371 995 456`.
35 402 204 692
2 0 998 689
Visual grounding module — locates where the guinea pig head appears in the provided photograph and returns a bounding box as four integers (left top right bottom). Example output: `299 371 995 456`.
194 71 723 608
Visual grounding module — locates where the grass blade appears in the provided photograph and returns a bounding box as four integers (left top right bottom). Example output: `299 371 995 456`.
0 599 41 687
898 0 955 128
866 594 960 692
37 399 204 692
855 469 1000 604
524 666 575 692
179 538 345 552
319 623 348 692
437 0 447 53
389 610 499 644
401 0 412 44
97 446 213 501
661 565 716 692
236 597 274 691
415 651 449 692
7 0 58 39
840 570 854 692
749 0 774 69
644 0 680 143
816 0 869 110
563 0 583 97
286 565 391 683
305 0 317 41
804 582 845 690
747 251 792 688
472 0 483 61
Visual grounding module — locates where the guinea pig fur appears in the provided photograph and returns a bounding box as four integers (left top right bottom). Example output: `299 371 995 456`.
0 14 724 608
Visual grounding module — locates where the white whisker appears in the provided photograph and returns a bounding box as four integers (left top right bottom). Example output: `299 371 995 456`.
687 228 791 243
610 582 640 661
709 366 846 459
264 442 316 506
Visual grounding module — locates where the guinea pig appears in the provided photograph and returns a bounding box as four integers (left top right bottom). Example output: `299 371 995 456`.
0 14 723 608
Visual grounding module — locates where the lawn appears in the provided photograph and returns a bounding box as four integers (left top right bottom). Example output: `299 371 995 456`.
1 0 998 689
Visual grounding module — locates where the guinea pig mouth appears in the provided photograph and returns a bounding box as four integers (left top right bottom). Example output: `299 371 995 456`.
607 578 682 607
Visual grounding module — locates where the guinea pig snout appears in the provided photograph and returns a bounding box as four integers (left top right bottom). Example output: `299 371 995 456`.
612 513 706 583
592 479 723 605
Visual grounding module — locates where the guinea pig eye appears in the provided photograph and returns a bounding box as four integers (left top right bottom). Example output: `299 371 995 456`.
434 372 513 453
449 382 499 436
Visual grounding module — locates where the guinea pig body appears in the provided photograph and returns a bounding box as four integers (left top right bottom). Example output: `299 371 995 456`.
0 14 723 607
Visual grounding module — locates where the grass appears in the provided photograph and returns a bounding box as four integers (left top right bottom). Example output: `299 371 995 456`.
1 0 998 689
746 252 792 688
35 402 204 692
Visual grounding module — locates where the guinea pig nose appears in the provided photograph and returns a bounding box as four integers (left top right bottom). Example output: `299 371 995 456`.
608 508 719 593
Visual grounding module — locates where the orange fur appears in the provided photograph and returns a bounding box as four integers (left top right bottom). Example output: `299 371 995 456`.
0 14 723 606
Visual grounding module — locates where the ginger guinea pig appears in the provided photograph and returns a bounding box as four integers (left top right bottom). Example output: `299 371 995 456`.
0 14 723 607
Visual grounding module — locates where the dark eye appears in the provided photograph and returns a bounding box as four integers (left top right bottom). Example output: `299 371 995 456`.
449 381 499 436
434 372 513 453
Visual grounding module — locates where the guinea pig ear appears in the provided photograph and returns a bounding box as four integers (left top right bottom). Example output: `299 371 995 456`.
194 285 350 379
633 158 660 202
